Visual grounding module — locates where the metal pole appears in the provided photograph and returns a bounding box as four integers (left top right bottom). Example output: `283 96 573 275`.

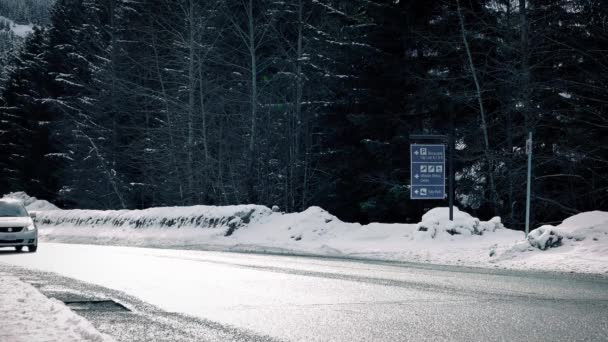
525 131 532 237
449 114 454 221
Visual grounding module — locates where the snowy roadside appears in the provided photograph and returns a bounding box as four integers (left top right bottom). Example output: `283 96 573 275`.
35 206 608 275
0 272 115 342
4 192 608 275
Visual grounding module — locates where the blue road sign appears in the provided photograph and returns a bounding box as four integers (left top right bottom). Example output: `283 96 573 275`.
410 144 445 200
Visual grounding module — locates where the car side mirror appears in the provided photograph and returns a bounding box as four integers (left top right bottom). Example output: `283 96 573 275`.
29 212 37 219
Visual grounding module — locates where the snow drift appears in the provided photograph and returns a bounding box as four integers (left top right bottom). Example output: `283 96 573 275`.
0 272 115 342
526 211 607 251
35 205 271 233
2 192 59 211
418 207 504 237
35 202 524 271
4 192 607 274
497 211 608 273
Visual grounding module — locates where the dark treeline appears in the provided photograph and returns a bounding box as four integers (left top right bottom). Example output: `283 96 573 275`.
0 0 606 228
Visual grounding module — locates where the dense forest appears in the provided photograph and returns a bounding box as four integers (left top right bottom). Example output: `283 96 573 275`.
0 0 606 228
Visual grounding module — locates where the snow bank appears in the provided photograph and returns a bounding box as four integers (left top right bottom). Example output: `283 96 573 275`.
37 203 526 272
418 207 503 237
227 207 522 266
9 192 607 274
2 192 60 211
497 211 608 274
557 211 608 239
0 272 115 342
36 204 272 233
40 205 607 274
527 211 608 251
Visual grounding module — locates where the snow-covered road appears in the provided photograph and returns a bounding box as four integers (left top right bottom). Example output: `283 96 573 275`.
1 243 607 341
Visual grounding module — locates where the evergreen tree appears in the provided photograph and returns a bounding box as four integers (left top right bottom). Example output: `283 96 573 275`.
1 0 605 226
0 27 59 199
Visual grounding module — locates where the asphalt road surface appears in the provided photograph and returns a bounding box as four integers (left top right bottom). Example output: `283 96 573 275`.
1 243 607 342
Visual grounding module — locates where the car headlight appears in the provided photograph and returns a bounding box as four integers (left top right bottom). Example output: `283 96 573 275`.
25 223 36 231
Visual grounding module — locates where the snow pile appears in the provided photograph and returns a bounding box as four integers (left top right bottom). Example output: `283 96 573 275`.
527 225 563 250
38 205 344 251
36 204 520 265
0 16 34 38
233 206 355 248
554 211 608 241
228 206 513 257
526 211 607 251
496 211 608 273
418 207 503 237
13 191 606 274
36 204 272 232
0 272 115 342
2 192 60 211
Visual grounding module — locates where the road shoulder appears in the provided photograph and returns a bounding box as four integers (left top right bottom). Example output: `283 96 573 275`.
0 263 277 342
0 266 115 342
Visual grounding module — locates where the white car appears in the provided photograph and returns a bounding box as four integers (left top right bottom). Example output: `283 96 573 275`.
0 199 38 252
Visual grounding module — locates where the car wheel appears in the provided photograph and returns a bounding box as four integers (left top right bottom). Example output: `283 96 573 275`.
15 246 23 252
28 245 37 253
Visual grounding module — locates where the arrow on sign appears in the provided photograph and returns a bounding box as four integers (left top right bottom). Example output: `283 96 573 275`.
414 190 419 194
414 150 419 155
414 174 419 179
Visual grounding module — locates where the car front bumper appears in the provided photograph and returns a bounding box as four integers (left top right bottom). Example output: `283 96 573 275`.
0 230 38 247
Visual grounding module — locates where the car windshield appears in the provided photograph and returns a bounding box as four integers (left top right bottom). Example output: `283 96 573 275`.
0 202 28 217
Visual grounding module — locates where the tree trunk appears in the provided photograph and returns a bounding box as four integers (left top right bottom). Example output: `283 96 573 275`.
291 0 304 211
247 0 258 202
151 35 183 202
186 0 196 203
456 0 499 214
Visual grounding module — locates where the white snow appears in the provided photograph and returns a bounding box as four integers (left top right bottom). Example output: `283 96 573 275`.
2 192 60 211
418 207 504 236
497 211 608 273
0 272 115 342
35 204 270 230
527 224 563 250
0 16 34 38
35 204 524 272
6 192 607 274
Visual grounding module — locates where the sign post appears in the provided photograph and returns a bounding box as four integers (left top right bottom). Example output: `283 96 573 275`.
525 131 533 237
410 144 446 200
449 115 455 221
